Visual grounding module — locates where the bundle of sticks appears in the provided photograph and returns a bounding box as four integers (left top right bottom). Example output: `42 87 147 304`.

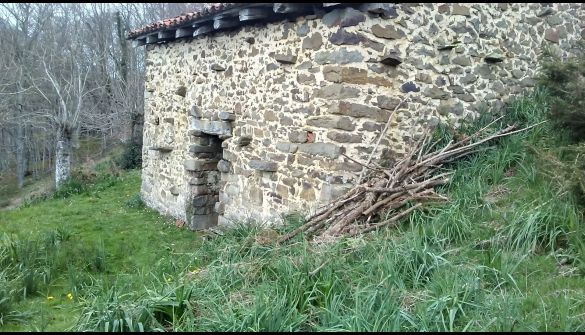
278 116 545 244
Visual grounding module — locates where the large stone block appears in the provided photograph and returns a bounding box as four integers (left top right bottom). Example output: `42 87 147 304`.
191 119 233 137
329 101 386 122
327 131 362 143
192 195 216 207
276 142 299 153
184 159 220 171
297 143 342 159
306 115 355 131
314 48 364 65
315 84 360 99
249 160 278 172
371 24 405 39
189 144 221 153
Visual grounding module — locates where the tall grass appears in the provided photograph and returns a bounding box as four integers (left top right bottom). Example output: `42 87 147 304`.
3 88 585 331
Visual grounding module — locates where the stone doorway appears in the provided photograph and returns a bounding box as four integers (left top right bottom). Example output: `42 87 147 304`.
184 132 224 230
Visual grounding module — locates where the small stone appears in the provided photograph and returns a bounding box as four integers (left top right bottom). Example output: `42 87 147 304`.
379 52 402 66
322 7 366 28
297 73 316 84
218 111 235 121
170 186 180 196
536 7 554 17
459 73 478 84
512 69 524 79
452 56 472 67
362 38 385 52
452 4 471 16
249 160 278 172
302 32 323 50
438 4 449 14
448 85 465 94
544 29 559 43
244 37 255 44
485 53 505 63
175 86 187 97
300 183 316 201
211 64 225 71
376 96 403 110
327 131 362 143
424 87 449 100
371 24 405 39
339 7 366 27
289 130 308 143
297 22 309 37
437 43 459 51
437 99 464 116
236 136 252 147
520 77 536 87
274 53 297 64
329 28 364 45
401 82 420 93
217 159 231 173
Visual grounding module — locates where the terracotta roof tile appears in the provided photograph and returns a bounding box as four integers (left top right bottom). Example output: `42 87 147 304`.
127 3 239 39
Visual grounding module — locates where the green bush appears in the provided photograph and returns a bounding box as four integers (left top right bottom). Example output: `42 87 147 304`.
116 141 142 170
124 193 145 209
538 41 585 207
539 41 585 142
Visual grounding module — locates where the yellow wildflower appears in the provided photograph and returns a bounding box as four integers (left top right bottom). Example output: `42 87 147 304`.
47 296 54 301
67 293 73 300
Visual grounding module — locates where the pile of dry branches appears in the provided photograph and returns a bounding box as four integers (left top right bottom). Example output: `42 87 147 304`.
278 116 545 244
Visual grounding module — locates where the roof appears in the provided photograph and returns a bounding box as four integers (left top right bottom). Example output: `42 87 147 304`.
127 3 240 39
126 3 392 45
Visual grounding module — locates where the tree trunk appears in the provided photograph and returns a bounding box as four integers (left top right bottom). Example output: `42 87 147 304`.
55 132 72 188
15 124 26 189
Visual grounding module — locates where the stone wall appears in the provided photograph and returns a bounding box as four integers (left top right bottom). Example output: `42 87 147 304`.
140 3 585 229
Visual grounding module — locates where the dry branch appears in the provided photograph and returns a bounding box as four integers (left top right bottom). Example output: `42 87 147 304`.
277 120 545 244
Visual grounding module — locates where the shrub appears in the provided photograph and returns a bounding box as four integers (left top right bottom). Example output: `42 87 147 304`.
538 41 585 142
124 193 145 209
116 141 142 170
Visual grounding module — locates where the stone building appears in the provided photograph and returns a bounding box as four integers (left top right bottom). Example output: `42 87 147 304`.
127 3 585 230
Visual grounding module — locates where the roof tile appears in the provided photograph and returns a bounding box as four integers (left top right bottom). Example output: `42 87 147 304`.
127 3 239 39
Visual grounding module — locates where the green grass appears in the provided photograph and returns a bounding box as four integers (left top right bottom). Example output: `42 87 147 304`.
1 88 585 331
0 168 199 331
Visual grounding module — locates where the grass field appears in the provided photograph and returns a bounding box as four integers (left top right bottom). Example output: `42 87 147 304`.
1 89 585 331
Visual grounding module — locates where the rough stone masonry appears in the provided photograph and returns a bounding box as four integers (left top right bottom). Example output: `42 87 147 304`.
135 3 585 230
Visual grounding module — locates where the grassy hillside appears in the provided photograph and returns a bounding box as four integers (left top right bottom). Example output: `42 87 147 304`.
1 89 585 331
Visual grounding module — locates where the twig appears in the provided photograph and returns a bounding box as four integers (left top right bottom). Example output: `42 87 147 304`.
358 97 408 183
